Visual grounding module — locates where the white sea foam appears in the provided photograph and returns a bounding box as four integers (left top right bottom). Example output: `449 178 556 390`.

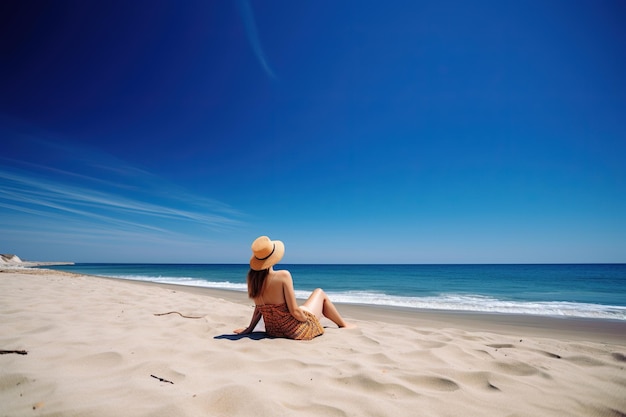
321 291 626 320
106 274 248 292
103 275 626 321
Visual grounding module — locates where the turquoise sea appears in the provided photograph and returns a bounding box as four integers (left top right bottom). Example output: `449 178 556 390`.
42 263 626 321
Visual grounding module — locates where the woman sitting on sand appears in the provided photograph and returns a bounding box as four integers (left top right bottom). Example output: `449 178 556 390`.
234 236 355 340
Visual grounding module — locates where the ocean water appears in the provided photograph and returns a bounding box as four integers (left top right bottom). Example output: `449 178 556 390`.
41 263 626 321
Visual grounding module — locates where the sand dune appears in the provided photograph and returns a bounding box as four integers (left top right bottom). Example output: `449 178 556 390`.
1 269 625 416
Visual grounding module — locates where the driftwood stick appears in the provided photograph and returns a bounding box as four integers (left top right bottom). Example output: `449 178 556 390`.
150 374 174 384
154 311 203 319
0 350 28 355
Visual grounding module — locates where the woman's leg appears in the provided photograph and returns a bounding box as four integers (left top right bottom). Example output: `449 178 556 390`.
302 288 355 328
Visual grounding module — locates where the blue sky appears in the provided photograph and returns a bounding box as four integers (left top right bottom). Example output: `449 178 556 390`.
1 0 625 263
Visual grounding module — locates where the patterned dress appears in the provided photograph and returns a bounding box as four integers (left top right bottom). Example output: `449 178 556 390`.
257 303 324 340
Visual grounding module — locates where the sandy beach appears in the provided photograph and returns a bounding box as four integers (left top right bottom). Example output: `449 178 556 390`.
1 268 625 417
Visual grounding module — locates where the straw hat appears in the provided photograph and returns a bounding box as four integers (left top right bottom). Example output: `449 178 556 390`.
250 236 285 271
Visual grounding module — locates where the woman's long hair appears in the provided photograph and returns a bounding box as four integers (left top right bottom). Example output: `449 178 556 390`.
247 268 269 298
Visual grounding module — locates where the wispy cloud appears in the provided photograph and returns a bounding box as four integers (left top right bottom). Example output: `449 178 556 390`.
1 166 242 232
0 139 246 260
237 0 277 80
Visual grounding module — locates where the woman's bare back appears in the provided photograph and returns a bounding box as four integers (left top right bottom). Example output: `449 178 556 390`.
254 270 287 305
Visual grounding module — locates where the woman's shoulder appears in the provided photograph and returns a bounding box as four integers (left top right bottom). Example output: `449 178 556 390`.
273 269 292 282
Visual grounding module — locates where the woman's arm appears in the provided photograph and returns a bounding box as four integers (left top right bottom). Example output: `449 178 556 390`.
234 305 262 334
281 271 307 322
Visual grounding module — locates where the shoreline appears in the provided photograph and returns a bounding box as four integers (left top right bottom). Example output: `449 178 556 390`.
29 263 626 322
113 275 626 345
2 268 625 417
12 267 625 344
1 261 75 267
